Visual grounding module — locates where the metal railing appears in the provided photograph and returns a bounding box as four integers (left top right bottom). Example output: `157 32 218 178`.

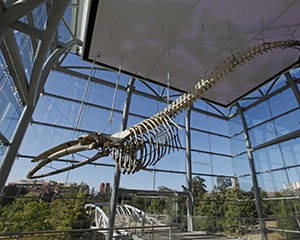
0 224 179 240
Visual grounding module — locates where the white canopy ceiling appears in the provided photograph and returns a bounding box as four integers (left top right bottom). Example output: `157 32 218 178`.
82 0 300 106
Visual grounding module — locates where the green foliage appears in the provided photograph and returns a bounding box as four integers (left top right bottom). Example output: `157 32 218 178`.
223 189 257 234
214 177 232 193
195 192 216 231
194 178 260 234
3 179 300 239
0 182 90 238
276 199 300 239
123 196 147 212
0 192 51 232
192 176 207 209
48 182 90 231
147 198 166 214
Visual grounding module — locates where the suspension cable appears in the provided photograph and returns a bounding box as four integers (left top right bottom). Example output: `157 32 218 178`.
74 60 96 130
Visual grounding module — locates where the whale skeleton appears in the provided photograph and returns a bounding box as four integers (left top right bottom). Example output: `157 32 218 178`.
27 40 300 179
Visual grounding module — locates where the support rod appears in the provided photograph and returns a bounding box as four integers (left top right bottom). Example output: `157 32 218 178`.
106 77 135 240
0 105 34 192
236 103 267 240
1 29 29 104
285 73 300 107
251 129 300 151
0 131 9 146
185 107 194 232
2 0 44 24
28 0 70 107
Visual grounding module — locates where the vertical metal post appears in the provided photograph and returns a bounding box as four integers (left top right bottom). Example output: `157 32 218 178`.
185 108 194 232
0 105 34 192
151 222 154 240
285 72 300 107
0 23 9 44
236 103 267 240
284 72 300 228
0 2 7 42
106 77 135 240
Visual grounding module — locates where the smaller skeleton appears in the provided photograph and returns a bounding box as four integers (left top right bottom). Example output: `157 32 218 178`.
27 40 300 179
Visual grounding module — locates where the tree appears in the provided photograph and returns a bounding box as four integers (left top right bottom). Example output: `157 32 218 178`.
214 177 232 193
47 183 90 231
147 198 166 214
192 176 207 208
193 190 217 232
223 189 257 234
0 182 91 239
277 199 299 239
0 192 51 232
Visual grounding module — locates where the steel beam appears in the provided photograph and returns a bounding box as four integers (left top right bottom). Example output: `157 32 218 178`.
0 131 9 146
236 103 267 240
247 106 299 131
1 29 29 104
106 77 135 240
28 0 70 107
185 108 194 232
0 105 34 192
2 0 44 24
239 162 300 178
118 188 187 197
26 12 38 53
36 39 78 99
0 0 44 43
285 73 300 107
0 1 7 43
251 129 300 151
11 20 44 40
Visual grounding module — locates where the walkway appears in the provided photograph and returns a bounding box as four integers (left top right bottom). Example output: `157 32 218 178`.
177 232 247 239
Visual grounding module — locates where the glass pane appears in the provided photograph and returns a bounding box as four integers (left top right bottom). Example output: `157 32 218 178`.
211 155 233 176
253 146 286 173
232 154 250 177
32 3 47 30
244 101 272 128
230 133 246 156
0 77 22 141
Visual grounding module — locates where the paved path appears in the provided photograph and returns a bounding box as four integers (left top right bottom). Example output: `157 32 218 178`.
177 232 247 239
134 231 248 240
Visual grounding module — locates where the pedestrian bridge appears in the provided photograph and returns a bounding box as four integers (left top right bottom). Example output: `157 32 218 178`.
84 203 247 240
85 203 164 230
85 203 170 239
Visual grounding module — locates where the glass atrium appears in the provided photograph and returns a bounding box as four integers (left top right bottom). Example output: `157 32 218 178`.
1 1 300 239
